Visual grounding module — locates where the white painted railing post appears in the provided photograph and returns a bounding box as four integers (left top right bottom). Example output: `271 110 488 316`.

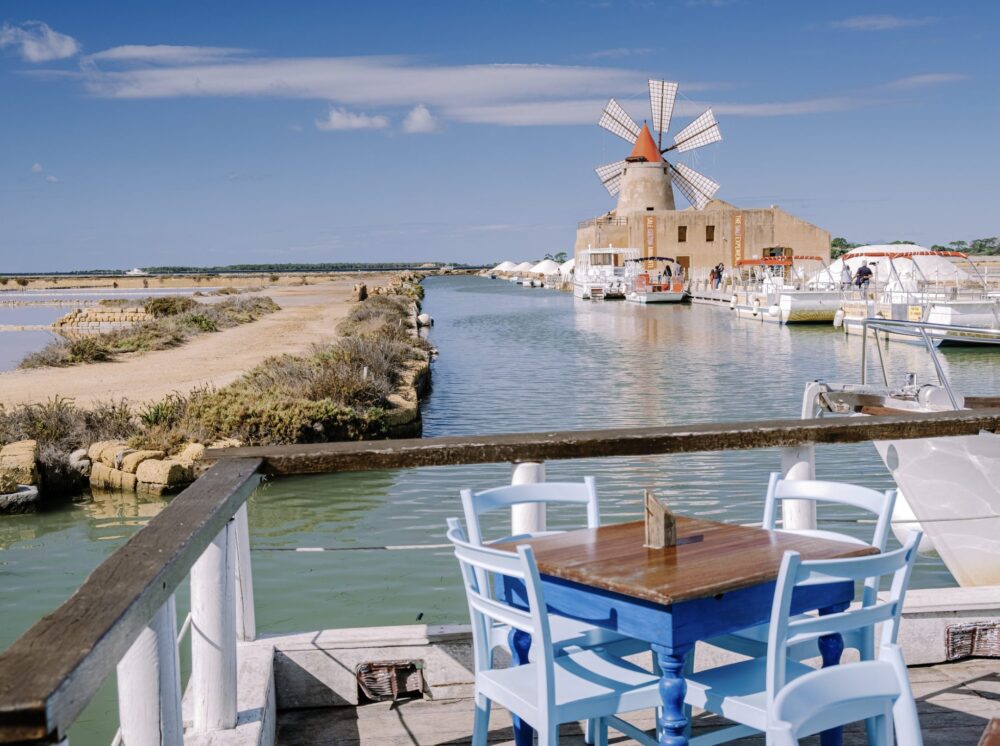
191 521 237 731
780 382 822 531
233 504 256 642
116 596 183 746
511 461 546 535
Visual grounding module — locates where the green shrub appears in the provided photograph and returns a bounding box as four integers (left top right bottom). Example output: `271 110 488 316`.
139 393 188 428
145 296 195 317
15 277 29 287
184 313 218 332
0 277 8 285
68 337 111 363
19 342 72 368
84 399 136 441
0 397 85 450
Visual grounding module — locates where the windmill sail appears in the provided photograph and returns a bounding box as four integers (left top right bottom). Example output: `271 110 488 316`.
672 108 722 152
669 162 719 210
648 80 679 149
595 160 626 196
598 98 641 144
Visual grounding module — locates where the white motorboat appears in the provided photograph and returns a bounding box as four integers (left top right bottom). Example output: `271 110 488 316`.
806 317 1000 586
832 246 1000 345
731 254 841 323
625 256 688 304
573 247 639 300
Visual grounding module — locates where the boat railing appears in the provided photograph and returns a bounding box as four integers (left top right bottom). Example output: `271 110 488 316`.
7 411 1000 743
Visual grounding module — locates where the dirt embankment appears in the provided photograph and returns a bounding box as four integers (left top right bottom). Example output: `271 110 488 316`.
0 274 393 409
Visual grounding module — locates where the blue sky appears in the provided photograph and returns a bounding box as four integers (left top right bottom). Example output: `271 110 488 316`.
1 1 996 270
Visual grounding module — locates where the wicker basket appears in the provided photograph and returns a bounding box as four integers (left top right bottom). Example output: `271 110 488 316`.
356 660 425 702
946 621 1000 661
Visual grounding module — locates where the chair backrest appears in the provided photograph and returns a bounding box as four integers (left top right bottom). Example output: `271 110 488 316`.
446 517 555 713
762 473 896 552
460 477 599 546
768 644 923 745
765 532 921 710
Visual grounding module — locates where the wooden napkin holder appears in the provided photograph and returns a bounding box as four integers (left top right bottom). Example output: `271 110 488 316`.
644 489 677 549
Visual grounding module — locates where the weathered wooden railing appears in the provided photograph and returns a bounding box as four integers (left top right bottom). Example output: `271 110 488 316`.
4 408 1000 744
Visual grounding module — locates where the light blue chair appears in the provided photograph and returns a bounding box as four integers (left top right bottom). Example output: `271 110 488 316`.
460 480 654 658
447 517 662 746
683 531 921 745
768 644 923 745
706 474 897 663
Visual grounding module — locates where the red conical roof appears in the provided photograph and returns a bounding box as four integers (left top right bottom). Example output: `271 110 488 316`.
629 123 661 163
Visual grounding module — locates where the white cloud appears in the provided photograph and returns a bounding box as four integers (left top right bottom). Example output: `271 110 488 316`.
402 104 438 133
45 175 60 183
86 45 248 65
587 47 654 59
708 97 864 117
31 162 43 173
0 21 80 62
831 15 937 31
315 106 388 131
883 73 967 89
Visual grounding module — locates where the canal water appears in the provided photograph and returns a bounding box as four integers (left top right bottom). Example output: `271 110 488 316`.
4 274 999 743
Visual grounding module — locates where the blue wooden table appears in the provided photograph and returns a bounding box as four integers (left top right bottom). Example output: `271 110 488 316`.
496 517 874 746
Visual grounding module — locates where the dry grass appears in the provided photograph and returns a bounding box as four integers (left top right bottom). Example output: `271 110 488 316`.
19 296 280 369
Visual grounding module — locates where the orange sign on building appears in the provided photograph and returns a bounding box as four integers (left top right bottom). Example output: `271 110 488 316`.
644 215 657 269
732 213 744 265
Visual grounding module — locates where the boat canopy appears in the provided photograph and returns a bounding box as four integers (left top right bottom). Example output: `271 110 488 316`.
529 259 561 275
810 244 978 290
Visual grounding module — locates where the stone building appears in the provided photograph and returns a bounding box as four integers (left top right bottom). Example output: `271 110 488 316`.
574 126 831 277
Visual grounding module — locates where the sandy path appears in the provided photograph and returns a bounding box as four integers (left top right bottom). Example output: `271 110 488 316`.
0 275 386 408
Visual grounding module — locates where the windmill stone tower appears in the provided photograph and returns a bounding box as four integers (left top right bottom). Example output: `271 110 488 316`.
617 123 675 213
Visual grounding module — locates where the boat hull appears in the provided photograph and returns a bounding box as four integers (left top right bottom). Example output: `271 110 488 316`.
627 290 687 304
874 435 1000 586
733 290 841 324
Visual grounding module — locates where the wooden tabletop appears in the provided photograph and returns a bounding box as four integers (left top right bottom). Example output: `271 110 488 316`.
980 719 1000 746
493 517 877 606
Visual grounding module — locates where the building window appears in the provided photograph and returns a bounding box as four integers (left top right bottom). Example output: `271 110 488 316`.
706 225 715 242
646 207 654 211
678 226 687 243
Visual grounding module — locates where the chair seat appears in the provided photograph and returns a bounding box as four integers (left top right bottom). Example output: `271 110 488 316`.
479 649 662 727
685 657 816 732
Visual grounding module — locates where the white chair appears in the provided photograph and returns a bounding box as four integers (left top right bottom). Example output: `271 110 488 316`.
447 518 661 746
683 532 921 745
768 644 923 745
460 479 653 658
707 474 897 662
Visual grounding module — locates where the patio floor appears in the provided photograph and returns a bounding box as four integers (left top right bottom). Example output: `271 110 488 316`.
276 657 1000 745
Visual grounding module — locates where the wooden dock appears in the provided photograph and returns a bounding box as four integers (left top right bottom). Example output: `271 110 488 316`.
275 657 998 745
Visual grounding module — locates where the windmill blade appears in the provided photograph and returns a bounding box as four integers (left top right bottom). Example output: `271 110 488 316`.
670 162 719 210
671 108 722 153
648 80 679 149
595 159 626 196
598 98 641 144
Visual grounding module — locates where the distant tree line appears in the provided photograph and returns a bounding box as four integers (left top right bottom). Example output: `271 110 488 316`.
830 236 1000 259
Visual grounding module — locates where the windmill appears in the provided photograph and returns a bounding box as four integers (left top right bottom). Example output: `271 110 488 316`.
595 80 722 210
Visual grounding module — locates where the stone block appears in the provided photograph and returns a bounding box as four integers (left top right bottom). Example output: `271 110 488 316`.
88 440 124 462
179 442 205 463
0 485 40 514
136 459 192 487
120 450 165 474
99 444 132 468
89 462 113 488
0 473 17 494
0 440 39 486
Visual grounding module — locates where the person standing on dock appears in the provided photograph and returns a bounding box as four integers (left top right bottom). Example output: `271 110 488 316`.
841 263 853 290
854 261 872 291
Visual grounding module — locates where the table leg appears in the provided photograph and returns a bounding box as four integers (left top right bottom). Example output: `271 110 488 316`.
509 627 534 746
653 643 694 746
818 603 848 746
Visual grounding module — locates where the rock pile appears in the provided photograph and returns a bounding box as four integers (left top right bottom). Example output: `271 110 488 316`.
86 440 204 495
53 307 153 330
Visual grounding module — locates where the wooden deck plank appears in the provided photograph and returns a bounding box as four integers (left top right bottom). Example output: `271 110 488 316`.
275 659 998 745
207 408 1000 476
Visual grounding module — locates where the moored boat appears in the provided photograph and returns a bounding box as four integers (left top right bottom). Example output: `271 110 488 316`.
731 253 840 323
